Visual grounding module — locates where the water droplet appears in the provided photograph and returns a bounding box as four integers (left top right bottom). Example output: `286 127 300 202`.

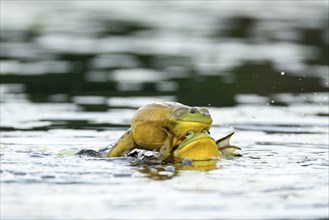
164 166 175 172
266 103 270 106
271 100 275 103
299 78 302 81
281 72 285 75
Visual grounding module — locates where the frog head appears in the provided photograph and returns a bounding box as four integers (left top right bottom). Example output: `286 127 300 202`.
173 130 220 162
168 105 213 140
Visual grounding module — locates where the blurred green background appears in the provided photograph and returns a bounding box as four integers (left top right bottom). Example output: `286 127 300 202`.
1 1 328 108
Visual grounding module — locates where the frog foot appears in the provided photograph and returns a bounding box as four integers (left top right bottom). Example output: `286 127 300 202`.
215 132 242 157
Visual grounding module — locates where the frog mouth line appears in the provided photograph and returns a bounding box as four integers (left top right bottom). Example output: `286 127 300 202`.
177 115 212 124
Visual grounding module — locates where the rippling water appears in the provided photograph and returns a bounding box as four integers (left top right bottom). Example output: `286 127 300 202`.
1 1 328 219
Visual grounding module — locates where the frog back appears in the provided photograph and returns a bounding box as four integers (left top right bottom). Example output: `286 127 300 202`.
130 103 173 149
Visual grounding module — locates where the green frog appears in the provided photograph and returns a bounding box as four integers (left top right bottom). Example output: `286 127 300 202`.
173 131 241 162
106 102 212 161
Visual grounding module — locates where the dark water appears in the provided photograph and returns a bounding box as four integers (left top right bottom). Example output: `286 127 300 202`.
1 1 328 219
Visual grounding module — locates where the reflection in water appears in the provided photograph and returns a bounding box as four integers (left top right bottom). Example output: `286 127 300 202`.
125 147 221 179
136 161 218 180
137 165 178 181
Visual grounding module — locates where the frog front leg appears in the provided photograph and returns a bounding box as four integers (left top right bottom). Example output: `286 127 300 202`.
106 129 136 157
156 130 174 161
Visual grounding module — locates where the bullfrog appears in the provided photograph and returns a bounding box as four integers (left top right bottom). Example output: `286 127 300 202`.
106 102 212 161
173 131 241 162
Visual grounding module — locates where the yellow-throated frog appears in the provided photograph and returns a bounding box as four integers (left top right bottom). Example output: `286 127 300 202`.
173 131 241 162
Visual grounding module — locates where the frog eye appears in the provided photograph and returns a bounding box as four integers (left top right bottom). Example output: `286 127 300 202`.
185 131 193 137
189 108 197 114
203 130 210 135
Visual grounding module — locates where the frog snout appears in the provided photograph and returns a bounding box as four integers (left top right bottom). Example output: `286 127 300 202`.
202 112 210 117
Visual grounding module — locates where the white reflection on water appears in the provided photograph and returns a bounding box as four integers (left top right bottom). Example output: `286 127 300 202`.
0 60 71 75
